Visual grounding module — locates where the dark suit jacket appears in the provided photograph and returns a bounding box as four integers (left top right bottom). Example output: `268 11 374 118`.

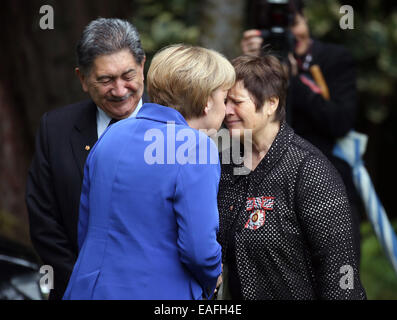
26 94 149 299
26 99 98 299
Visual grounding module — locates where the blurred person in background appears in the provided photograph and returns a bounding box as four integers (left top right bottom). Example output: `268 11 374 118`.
63 44 235 299
241 0 362 260
25 18 148 299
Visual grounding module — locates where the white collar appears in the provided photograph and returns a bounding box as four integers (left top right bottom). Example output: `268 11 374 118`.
96 98 143 138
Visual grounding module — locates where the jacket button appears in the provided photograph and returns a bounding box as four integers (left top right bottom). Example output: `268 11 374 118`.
229 205 234 211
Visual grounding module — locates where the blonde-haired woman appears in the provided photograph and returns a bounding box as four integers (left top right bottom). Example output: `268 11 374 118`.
63 44 235 300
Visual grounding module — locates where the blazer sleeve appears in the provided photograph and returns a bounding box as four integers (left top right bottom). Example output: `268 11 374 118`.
77 127 108 251
25 113 77 299
173 135 222 299
295 154 366 300
290 47 357 138
77 153 91 251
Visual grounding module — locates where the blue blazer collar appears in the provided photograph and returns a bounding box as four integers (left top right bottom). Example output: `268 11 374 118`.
136 103 188 126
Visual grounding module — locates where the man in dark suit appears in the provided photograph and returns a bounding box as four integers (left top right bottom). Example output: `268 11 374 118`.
26 18 146 300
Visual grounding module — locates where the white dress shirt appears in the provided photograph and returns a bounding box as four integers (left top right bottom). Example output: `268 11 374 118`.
96 98 143 138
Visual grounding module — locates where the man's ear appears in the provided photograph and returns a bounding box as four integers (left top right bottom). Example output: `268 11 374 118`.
75 67 88 92
140 56 147 81
141 56 146 67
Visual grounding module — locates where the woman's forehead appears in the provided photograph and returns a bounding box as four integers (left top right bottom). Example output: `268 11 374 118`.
228 81 251 100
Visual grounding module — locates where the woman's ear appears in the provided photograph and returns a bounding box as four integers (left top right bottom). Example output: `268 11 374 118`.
266 96 279 117
204 95 214 115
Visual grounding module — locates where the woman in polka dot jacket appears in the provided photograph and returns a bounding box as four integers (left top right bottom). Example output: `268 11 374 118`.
217 54 366 300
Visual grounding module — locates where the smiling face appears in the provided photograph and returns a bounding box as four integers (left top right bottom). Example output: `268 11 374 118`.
77 49 145 119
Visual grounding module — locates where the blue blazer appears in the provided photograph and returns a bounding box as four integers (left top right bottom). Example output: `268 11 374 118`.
63 103 222 300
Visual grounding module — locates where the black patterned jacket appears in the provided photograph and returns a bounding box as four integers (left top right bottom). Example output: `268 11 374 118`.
217 122 366 300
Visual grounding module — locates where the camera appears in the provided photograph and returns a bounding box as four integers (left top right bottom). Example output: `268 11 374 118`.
252 0 296 59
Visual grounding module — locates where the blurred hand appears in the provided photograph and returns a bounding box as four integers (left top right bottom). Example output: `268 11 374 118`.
214 264 223 295
288 53 298 76
214 274 222 298
241 29 263 56
215 274 223 292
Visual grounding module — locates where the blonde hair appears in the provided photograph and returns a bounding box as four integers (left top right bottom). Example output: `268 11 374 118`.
147 44 235 119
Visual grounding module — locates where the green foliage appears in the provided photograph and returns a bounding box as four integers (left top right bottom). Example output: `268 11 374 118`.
304 0 397 125
131 0 200 73
360 220 397 299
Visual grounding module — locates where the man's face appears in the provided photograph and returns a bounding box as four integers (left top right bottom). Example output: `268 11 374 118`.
78 49 145 119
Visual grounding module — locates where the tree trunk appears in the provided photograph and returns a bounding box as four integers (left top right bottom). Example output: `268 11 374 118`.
199 0 245 59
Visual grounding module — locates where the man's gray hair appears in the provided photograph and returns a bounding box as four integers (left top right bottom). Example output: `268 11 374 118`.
77 18 145 74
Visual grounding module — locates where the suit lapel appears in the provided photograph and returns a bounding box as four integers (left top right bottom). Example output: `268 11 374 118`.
70 100 98 178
